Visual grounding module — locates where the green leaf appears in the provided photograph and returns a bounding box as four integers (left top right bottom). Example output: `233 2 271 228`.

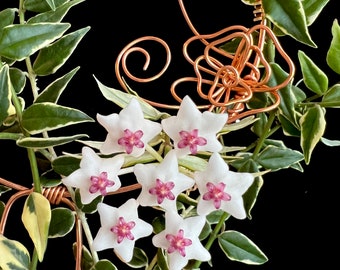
298 50 328 94
206 210 230 224
220 115 257 134
0 132 22 141
251 113 267 137
262 0 316 47
199 221 212 241
156 248 169 270
218 230 268 264
17 134 89 149
75 189 103 214
0 201 4 220
126 247 149 268
52 155 81 176
72 244 95 270
302 0 330 26
152 215 166 234
0 234 30 270
321 84 340 108
0 65 15 125
33 26 90 75
321 137 340 147
0 8 16 35
48 207 75 238
93 259 117 270
257 145 304 171
278 114 301 137
9 67 26 94
0 185 11 195
94 76 168 120
269 64 301 127
326 19 340 74
35 66 80 103
243 176 263 219
24 0 68 13
178 155 208 172
21 192 51 262
21 102 94 135
300 105 326 164
27 0 86 24
0 23 70 61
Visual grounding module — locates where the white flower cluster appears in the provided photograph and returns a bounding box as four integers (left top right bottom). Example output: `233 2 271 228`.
62 95 254 270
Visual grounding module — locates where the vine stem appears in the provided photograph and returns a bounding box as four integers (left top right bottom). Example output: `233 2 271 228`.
191 211 230 269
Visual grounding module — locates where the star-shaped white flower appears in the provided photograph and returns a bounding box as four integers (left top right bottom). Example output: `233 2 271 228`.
161 95 228 157
97 98 162 157
194 152 254 219
62 146 124 205
92 199 153 263
134 150 195 212
152 211 211 270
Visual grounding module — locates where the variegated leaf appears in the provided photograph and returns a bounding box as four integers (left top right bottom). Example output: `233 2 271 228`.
21 102 94 135
0 235 30 270
21 192 51 262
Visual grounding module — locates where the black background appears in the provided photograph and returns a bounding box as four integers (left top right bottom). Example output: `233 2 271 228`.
0 0 339 269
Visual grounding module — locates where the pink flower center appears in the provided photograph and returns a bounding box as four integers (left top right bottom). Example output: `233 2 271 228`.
111 216 136 244
166 229 192 257
178 129 207 155
118 129 144 154
89 171 114 196
203 182 231 209
149 178 175 204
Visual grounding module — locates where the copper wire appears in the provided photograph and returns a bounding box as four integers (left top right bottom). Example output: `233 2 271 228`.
0 178 81 270
115 0 295 123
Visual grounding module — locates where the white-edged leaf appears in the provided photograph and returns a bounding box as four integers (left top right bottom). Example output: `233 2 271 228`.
94 76 168 120
0 65 15 124
17 134 89 148
48 207 75 238
21 102 94 135
262 0 316 47
298 50 328 94
218 230 268 264
300 105 326 164
0 23 70 61
326 19 340 74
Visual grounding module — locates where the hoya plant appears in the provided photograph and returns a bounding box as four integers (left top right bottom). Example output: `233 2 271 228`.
0 0 339 269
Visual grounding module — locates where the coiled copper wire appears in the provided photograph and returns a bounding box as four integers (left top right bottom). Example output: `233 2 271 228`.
115 0 295 123
0 178 82 270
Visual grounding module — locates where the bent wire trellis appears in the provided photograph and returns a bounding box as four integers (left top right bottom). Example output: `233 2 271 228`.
115 0 295 123
0 1 295 269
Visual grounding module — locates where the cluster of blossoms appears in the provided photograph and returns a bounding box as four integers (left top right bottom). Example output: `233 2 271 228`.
62 95 254 270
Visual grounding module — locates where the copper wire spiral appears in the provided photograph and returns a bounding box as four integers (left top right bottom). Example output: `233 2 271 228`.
115 0 295 123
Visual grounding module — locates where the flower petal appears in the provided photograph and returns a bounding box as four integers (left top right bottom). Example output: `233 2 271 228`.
195 152 254 219
162 95 228 157
62 147 124 205
152 211 211 270
92 199 152 263
97 98 162 157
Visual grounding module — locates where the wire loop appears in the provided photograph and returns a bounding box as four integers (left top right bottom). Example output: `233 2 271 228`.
115 0 295 123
